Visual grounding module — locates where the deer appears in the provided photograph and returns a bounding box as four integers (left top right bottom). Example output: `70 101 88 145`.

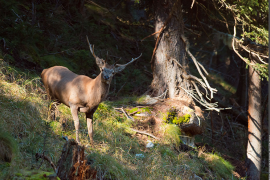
41 36 142 145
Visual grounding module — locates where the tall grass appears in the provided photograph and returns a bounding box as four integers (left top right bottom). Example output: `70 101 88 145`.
0 60 65 178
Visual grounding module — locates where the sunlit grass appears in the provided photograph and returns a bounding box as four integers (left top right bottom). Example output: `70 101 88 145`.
199 152 236 179
0 60 236 179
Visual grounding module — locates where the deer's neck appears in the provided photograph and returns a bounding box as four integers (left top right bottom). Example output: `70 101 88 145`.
90 74 111 103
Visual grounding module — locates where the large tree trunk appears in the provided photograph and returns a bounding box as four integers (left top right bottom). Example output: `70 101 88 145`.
151 0 190 98
236 59 248 111
246 64 262 179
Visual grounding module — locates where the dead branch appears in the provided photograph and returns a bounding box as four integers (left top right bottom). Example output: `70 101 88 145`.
129 111 139 115
171 57 220 111
180 34 217 100
114 107 134 121
36 153 57 173
232 19 255 66
130 128 160 139
141 29 163 42
153 89 167 99
190 81 203 101
191 0 196 9
179 86 225 112
171 58 209 95
239 43 268 64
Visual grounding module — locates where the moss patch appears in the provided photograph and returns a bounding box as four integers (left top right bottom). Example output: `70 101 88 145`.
13 170 60 180
164 108 191 125
172 114 191 125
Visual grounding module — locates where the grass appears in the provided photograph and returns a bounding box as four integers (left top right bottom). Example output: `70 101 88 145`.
0 129 18 162
0 60 237 179
199 152 236 179
0 61 65 179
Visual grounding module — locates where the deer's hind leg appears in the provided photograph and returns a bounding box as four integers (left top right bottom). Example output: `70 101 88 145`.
70 104 80 144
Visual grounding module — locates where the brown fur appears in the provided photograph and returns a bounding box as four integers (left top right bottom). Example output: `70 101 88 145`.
41 66 110 110
41 44 141 145
41 66 111 144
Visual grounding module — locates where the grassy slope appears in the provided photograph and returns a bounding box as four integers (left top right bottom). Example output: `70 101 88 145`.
0 1 243 179
0 60 236 179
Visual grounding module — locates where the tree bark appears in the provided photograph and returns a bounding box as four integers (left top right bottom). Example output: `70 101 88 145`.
236 59 248 111
151 0 190 98
246 64 262 180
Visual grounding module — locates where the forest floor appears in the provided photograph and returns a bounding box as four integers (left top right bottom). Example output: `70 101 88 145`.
0 0 268 179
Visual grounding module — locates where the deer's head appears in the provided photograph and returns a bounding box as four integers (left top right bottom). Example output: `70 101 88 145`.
86 36 142 84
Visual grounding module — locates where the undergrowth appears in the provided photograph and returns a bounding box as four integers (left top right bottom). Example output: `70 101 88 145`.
0 0 239 178
0 59 236 179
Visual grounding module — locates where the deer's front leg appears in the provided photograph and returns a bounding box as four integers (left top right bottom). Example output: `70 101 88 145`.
70 104 80 144
86 106 98 145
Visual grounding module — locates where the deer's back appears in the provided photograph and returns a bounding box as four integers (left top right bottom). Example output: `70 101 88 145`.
41 66 92 106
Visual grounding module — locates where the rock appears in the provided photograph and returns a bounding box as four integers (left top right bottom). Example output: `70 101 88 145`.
180 106 204 136
135 112 152 117
194 174 203 180
146 141 154 148
135 154 145 158
138 95 158 105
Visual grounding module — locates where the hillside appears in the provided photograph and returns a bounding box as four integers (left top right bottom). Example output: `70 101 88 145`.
0 58 239 179
0 0 268 179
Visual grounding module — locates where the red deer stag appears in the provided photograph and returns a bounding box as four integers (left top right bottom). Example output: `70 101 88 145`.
41 36 142 145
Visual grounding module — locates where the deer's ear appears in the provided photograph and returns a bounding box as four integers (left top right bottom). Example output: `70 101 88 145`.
96 57 105 69
114 66 126 73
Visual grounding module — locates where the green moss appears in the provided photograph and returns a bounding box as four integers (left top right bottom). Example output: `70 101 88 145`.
141 107 152 113
172 114 191 125
13 170 60 180
127 107 139 113
164 108 191 125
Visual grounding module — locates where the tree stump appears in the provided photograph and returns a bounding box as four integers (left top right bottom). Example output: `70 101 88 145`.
56 139 97 180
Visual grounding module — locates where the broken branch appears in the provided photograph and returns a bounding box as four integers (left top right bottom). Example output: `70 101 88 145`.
35 153 57 173
114 107 134 121
130 128 160 139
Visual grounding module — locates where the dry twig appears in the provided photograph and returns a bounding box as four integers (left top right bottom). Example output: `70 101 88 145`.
114 107 134 121
130 128 160 139
36 153 57 172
